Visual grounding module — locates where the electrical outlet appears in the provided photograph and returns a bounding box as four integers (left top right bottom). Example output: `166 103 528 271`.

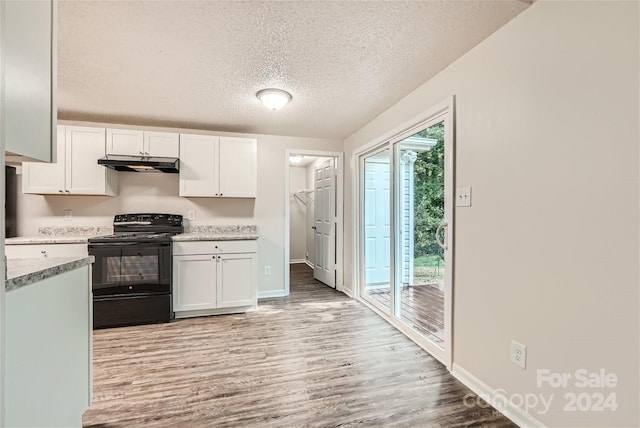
264 265 271 276
511 340 527 369
456 187 472 207
64 210 72 221
187 210 196 220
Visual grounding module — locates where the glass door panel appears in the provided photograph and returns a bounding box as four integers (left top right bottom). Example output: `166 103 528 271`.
394 122 446 347
362 148 391 310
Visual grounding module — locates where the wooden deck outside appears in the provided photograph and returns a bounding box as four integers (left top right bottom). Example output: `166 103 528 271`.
366 283 445 346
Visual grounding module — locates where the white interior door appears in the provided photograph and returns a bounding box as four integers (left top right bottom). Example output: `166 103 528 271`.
313 158 336 288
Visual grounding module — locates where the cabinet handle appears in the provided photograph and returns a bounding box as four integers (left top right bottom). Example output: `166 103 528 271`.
41 250 47 257
58 190 63 193
145 152 149 155
65 190 70 193
139 151 144 155
220 193 223 197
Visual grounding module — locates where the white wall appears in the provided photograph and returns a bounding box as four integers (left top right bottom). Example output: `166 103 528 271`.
344 1 639 427
18 120 343 296
289 166 307 262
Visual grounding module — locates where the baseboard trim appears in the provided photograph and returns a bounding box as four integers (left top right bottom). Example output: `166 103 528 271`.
451 364 546 428
289 259 306 264
257 290 287 299
305 260 314 269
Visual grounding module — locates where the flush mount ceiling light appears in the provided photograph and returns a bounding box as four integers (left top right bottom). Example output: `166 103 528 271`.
257 88 292 111
289 154 304 164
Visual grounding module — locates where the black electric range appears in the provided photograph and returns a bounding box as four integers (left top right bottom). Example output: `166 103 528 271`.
88 214 183 329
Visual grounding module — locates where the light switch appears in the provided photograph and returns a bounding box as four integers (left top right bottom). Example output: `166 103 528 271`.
187 210 196 220
64 209 72 221
456 187 472 207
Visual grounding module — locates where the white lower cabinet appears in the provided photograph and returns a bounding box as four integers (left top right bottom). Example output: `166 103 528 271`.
173 240 257 318
217 253 255 308
173 255 217 312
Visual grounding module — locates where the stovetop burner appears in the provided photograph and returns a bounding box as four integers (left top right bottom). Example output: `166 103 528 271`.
88 214 184 245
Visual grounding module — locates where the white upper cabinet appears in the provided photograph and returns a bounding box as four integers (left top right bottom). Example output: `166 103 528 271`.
179 134 219 197
66 127 116 195
107 129 179 157
106 129 143 156
21 126 66 194
23 125 117 196
179 134 257 198
3 0 57 162
219 137 257 198
144 132 179 157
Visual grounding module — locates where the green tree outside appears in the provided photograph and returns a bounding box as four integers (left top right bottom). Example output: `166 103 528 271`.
412 122 445 283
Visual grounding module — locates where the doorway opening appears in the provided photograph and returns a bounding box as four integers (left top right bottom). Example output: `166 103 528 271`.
285 150 344 295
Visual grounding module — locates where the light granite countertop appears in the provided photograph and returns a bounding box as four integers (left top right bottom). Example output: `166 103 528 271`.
6 226 112 245
173 225 259 241
6 256 95 292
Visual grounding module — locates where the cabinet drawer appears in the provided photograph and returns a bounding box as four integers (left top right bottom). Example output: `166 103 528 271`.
5 243 88 259
172 240 257 256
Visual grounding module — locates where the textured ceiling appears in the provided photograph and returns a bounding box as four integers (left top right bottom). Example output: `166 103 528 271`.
57 1 529 139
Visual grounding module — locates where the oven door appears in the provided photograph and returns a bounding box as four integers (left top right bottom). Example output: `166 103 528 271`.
89 242 171 296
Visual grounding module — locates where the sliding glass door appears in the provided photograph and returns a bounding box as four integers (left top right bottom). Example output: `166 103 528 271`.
393 122 446 347
358 102 453 366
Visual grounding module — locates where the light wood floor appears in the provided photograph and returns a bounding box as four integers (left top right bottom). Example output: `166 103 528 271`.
367 283 444 346
83 264 514 427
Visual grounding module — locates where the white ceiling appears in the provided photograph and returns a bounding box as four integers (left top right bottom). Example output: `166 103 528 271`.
57 1 529 139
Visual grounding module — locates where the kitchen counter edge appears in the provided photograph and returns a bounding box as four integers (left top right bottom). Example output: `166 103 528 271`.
172 233 259 241
6 256 95 292
6 236 101 245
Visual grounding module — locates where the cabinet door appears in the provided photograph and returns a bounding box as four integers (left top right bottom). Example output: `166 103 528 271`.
217 253 255 308
173 255 217 312
3 0 55 162
179 134 219 197
218 137 257 198
144 132 179 157
66 126 111 195
22 125 66 194
106 128 144 156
